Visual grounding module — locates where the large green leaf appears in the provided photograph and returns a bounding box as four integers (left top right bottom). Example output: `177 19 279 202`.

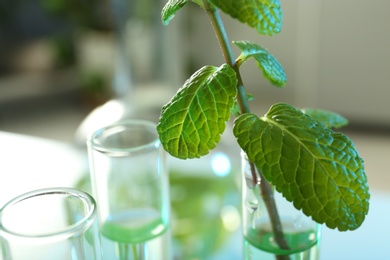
210 0 283 36
233 103 370 231
234 41 286 87
161 0 189 25
157 64 237 159
301 108 349 129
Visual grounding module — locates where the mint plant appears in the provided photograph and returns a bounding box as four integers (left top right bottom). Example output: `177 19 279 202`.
157 0 370 253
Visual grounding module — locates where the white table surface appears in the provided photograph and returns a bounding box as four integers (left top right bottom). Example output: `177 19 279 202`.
0 131 86 207
0 131 389 259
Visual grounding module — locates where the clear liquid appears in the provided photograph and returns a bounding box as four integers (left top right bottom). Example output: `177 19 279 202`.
100 208 170 260
244 229 319 260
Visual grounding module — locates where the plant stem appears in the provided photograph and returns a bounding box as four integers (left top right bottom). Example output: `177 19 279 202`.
203 0 290 257
250 164 291 260
203 1 251 114
203 1 235 66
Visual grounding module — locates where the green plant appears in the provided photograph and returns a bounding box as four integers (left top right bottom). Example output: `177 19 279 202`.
157 0 370 257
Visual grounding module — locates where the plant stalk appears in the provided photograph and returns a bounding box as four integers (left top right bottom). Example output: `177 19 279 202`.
203 0 290 257
203 1 235 66
249 164 291 260
203 1 251 114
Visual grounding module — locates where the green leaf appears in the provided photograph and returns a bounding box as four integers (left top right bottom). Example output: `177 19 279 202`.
301 108 349 129
233 103 370 231
161 0 189 25
234 41 287 87
210 0 283 36
157 64 237 159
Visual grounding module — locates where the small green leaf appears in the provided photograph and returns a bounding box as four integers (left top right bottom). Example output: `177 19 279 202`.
161 0 189 25
301 108 349 129
233 103 369 231
157 64 237 159
210 0 283 36
234 41 286 87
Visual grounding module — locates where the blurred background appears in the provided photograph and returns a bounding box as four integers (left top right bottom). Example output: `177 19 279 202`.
1 0 390 142
0 0 389 259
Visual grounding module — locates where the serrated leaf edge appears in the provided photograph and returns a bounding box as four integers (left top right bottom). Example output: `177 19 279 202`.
157 64 237 159
234 41 287 87
161 0 189 25
234 106 369 231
